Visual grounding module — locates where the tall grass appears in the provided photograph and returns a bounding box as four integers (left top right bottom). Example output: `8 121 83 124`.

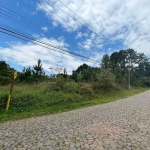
0 81 96 113
0 81 149 122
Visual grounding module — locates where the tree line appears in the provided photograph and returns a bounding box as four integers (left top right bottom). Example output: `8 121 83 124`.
1 48 150 88
70 48 150 87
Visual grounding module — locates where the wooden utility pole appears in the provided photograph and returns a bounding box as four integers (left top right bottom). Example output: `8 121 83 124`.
128 59 131 90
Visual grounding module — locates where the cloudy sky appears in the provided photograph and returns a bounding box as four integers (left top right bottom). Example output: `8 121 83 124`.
0 0 150 74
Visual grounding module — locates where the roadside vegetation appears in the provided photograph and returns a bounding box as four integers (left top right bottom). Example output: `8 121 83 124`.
0 48 150 122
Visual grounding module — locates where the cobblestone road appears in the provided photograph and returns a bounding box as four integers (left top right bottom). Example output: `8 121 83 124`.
0 90 150 150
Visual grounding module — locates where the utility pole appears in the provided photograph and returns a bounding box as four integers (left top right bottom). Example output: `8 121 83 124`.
128 58 131 90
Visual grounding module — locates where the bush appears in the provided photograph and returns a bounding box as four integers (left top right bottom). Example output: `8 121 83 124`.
0 75 11 85
0 93 8 109
80 84 93 95
99 69 116 89
64 82 80 94
92 82 101 92
141 76 150 86
55 76 66 90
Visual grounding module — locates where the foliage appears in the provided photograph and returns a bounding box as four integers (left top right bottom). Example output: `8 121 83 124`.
0 61 16 85
0 84 149 122
33 59 45 78
99 69 116 89
101 54 110 69
1 49 150 112
92 82 101 92
17 59 46 83
0 75 11 85
0 82 95 113
0 92 8 109
71 63 99 82
1 49 150 86
109 49 150 87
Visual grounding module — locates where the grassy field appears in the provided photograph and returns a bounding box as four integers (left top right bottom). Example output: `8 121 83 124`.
0 81 149 122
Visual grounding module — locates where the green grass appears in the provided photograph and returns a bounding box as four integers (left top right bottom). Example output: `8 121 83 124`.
0 82 149 123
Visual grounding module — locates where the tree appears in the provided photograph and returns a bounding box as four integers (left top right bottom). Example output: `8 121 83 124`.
72 64 99 82
77 74 83 82
0 61 9 76
101 54 110 69
99 69 116 89
18 67 33 82
110 52 120 69
109 49 149 88
75 63 89 74
135 61 150 77
110 49 148 73
71 70 78 82
63 68 67 80
0 61 16 85
33 59 45 79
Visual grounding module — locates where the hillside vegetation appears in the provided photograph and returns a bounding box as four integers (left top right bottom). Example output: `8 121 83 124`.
0 48 150 121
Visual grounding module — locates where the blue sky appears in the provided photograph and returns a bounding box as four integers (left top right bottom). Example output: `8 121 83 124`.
0 0 150 74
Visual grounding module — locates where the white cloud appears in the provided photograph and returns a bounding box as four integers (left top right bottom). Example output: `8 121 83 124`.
0 38 100 74
41 26 49 32
30 11 36 15
1 0 150 73
76 32 88 39
96 44 103 49
36 0 150 55
78 39 92 50
16 0 20 7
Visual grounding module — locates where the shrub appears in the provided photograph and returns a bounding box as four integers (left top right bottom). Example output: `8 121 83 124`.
64 82 79 94
141 76 150 86
0 93 8 109
92 82 101 93
80 84 93 95
55 76 66 90
0 75 11 85
99 69 116 89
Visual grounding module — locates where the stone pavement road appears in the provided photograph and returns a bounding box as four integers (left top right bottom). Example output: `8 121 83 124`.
0 90 150 150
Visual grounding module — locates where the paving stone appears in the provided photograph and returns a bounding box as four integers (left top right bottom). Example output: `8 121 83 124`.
0 90 150 150
69 147 77 150
75 142 80 148
44 140 51 145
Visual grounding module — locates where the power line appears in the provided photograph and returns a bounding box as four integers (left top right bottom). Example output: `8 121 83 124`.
50 0 111 44
1 0 141 52
51 0 142 49
36 0 110 55
0 30 76 59
0 3 99 61
57 0 99 32
0 29 70 56
47 0 84 27
0 24 99 64
4 24 92 61
0 12 42 33
1 1 128 64
39 0 128 53
1 4 40 28
0 29 97 64
1 1 114 58
0 28 88 62
36 0 109 47
0 4 84 51
0 24 77 57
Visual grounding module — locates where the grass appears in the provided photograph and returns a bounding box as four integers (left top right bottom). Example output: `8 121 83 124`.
0 82 149 123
